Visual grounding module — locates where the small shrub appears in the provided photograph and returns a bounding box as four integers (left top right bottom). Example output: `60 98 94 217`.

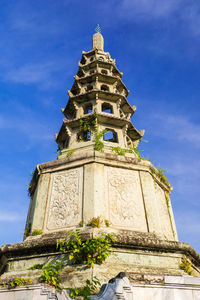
28 264 44 270
79 219 84 227
40 261 64 289
24 223 31 238
69 277 101 300
104 219 110 227
179 256 193 275
57 230 114 267
2 278 32 289
31 229 43 236
88 216 101 228
66 149 76 157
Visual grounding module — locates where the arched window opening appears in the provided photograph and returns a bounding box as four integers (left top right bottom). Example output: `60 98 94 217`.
77 69 84 78
86 85 93 92
80 56 86 65
77 131 91 142
90 57 94 62
101 69 108 75
126 136 132 147
119 109 125 118
104 129 118 143
101 85 109 92
102 102 113 114
99 56 104 61
84 103 93 114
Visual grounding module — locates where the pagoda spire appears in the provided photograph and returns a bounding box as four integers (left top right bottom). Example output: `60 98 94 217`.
92 25 104 51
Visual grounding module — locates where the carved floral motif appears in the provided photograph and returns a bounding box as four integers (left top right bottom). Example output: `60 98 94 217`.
46 169 81 230
107 167 147 230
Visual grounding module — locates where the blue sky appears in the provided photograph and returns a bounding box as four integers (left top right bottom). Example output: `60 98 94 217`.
0 0 200 252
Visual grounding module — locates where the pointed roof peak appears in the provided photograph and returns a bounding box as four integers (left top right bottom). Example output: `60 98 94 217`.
92 25 104 51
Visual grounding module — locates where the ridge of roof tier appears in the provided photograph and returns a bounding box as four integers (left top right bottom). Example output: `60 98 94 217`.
70 79 129 98
67 90 131 105
62 92 135 119
55 113 143 143
78 59 122 77
73 73 129 94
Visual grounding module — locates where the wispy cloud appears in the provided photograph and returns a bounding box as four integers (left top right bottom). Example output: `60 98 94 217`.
121 0 181 19
148 112 200 147
0 212 23 222
3 60 69 89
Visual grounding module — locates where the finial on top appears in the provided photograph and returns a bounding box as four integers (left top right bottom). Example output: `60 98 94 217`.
92 25 104 51
95 24 101 33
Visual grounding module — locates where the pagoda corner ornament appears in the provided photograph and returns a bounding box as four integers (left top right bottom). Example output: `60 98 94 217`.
1 31 200 300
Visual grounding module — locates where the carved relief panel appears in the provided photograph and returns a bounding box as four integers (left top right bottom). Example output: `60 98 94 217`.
155 183 174 240
105 166 147 231
46 167 83 231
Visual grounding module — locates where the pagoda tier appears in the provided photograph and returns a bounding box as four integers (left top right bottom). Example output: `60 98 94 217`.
55 32 143 155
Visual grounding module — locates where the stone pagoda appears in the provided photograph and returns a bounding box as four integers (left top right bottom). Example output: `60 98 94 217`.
1 31 200 299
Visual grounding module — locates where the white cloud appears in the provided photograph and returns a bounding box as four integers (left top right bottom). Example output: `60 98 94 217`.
0 212 23 222
149 113 200 147
120 0 182 19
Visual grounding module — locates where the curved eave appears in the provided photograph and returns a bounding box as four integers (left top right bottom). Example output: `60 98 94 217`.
75 72 129 96
57 113 142 142
64 90 134 115
78 59 122 77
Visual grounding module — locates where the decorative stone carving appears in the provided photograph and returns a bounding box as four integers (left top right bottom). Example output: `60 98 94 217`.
46 168 82 230
106 167 147 231
155 183 174 240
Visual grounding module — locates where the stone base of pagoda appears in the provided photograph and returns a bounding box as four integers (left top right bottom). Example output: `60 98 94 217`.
27 149 177 242
1 229 200 289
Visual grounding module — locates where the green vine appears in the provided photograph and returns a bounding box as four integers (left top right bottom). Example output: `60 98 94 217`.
57 230 114 267
179 256 193 275
66 149 76 157
68 277 101 300
112 146 132 156
24 223 31 238
1 278 32 289
39 261 64 289
94 129 107 151
80 113 97 132
28 264 44 270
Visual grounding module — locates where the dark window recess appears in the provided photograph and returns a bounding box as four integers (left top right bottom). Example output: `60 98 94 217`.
104 130 118 143
101 69 108 75
126 136 132 147
80 56 86 65
102 102 113 114
90 57 94 62
84 103 93 114
90 70 95 75
86 85 93 91
77 131 91 142
99 56 104 61
77 69 84 78
101 85 109 92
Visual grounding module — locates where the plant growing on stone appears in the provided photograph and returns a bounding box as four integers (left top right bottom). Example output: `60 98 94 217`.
1 278 32 289
68 277 101 300
179 256 193 275
28 263 44 270
88 216 101 228
31 229 43 236
94 128 107 151
57 230 114 267
40 261 64 289
24 223 31 238
104 219 110 227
